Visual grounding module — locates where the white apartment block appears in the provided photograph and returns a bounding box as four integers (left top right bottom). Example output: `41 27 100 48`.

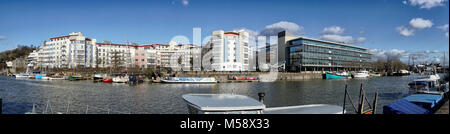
203 30 250 71
95 42 134 68
37 32 97 68
95 41 200 70
31 32 201 71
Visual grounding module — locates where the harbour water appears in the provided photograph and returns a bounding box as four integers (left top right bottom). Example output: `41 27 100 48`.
0 74 439 114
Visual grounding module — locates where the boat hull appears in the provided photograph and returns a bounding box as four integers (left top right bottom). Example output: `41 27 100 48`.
323 73 349 80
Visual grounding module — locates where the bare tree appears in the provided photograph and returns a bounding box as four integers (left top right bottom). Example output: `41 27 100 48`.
111 51 124 69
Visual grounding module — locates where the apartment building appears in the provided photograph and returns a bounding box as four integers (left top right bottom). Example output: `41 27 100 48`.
36 32 97 68
202 30 251 71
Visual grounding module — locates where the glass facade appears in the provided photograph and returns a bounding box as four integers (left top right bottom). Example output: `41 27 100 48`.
286 38 371 72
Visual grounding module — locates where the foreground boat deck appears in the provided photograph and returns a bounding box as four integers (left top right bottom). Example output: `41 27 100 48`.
435 100 449 114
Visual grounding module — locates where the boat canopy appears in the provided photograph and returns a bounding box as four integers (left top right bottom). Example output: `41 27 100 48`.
182 94 266 112
403 94 442 109
383 99 430 114
414 74 440 82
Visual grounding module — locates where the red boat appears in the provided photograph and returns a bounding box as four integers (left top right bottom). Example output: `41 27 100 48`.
102 78 113 82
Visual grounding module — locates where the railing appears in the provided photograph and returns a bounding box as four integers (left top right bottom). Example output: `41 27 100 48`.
342 83 379 114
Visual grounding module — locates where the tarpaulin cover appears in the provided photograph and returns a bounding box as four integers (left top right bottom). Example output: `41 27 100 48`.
383 99 429 114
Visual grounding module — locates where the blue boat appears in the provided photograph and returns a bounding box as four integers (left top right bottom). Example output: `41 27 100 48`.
403 94 443 110
162 77 218 83
323 73 349 80
383 93 446 114
35 74 47 80
383 99 430 114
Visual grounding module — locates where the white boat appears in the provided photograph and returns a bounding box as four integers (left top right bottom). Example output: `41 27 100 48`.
408 74 441 91
42 76 51 80
162 77 217 83
14 73 30 79
49 77 67 80
113 75 129 83
14 64 33 79
182 94 344 114
336 71 349 77
353 71 370 78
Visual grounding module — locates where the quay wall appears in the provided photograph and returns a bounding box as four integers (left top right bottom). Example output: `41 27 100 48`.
175 71 324 81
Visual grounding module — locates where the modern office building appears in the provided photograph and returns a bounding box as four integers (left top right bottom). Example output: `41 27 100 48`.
278 31 372 72
202 30 250 71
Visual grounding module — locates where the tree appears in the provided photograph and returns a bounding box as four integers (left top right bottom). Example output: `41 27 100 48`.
111 51 124 69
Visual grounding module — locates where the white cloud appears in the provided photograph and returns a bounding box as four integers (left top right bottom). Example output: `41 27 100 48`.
320 35 366 44
181 0 189 6
233 28 259 39
321 26 345 35
403 1 409 5
369 49 409 62
259 21 303 36
437 24 449 38
437 24 449 30
396 18 433 37
319 26 366 44
409 18 433 29
232 28 259 45
405 0 448 9
396 26 416 37
0 36 6 40
172 0 189 6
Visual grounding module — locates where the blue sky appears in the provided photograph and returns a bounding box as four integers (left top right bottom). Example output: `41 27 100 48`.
0 0 448 63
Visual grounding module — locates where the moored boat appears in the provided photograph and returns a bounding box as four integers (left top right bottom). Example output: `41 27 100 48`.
408 74 441 90
323 72 350 80
369 73 382 77
14 73 30 79
49 77 67 80
162 77 217 83
68 75 84 81
102 77 113 82
93 74 107 81
113 75 129 83
35 74 47 80
383 93 447 114
352 71 369 78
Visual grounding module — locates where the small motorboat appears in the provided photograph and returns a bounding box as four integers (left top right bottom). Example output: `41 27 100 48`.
68 75 83 81
408 74 441 90
352 71 369 78
35 74 47 80
42 76 51 80
94 74 107 82
49 77 67 80
102 77 113 82
14 73 30 79
113 75 129 83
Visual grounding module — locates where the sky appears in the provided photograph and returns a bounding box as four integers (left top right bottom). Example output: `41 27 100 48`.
0 0 449 64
